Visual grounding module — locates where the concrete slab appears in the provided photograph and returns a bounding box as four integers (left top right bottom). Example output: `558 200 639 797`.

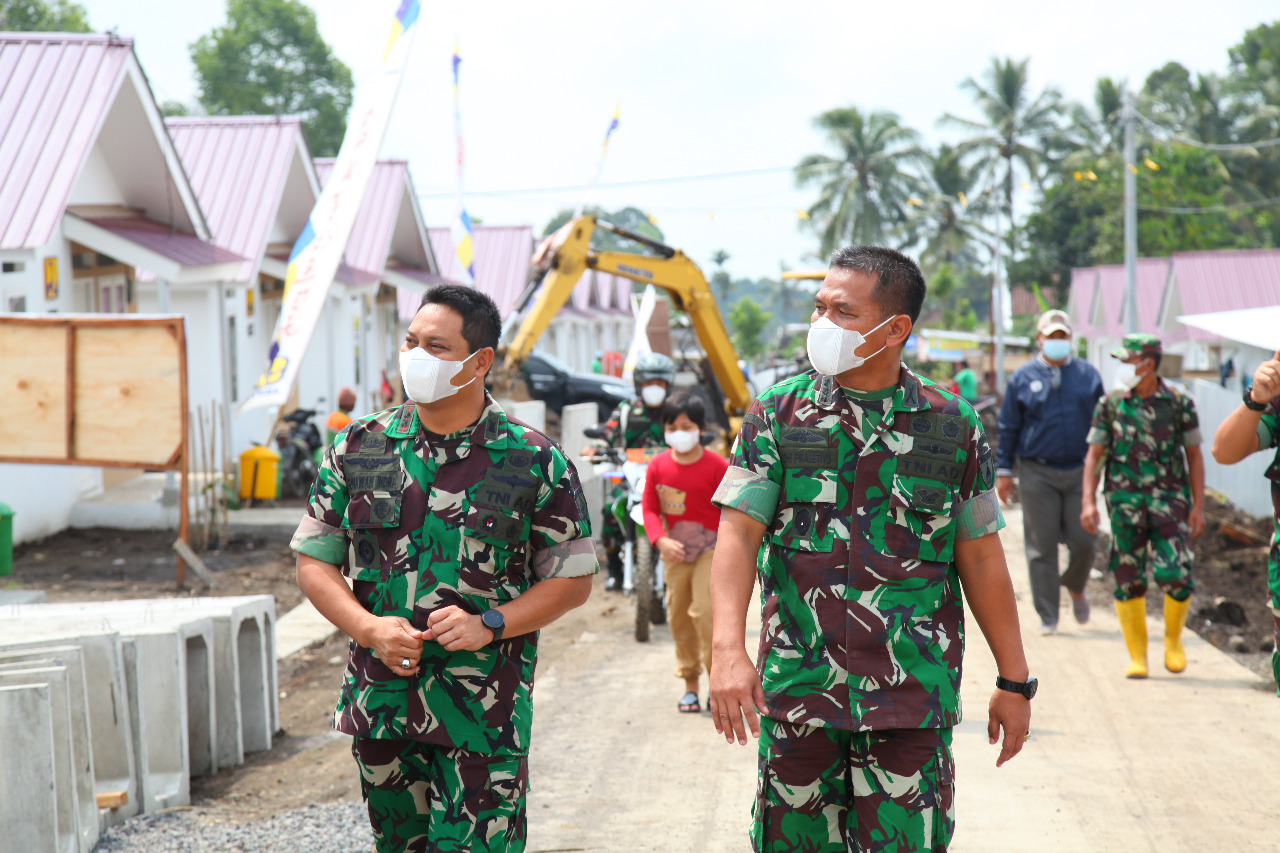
559 402 598 460
275 597 340 661
68 472 176 531
227 506 307 529
0 664 84 853
119 632 187 813
0 615 217 809
0 588 47 604
0 632 139 826
509 399 547 432
1 596 277 763
0 683 59 853
0 649 97 852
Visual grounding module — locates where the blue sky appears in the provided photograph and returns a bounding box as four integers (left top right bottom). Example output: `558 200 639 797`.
85 0 1279 279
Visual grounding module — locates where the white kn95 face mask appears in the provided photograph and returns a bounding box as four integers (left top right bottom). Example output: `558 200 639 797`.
806 314 894 376
399 347 479 405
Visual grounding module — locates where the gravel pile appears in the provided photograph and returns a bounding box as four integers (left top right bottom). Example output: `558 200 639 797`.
94 802 373 852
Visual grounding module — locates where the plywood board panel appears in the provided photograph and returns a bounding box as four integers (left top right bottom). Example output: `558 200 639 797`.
73 325 183 465
0 324 68 458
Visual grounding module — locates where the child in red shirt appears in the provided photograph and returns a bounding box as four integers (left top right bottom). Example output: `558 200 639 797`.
642 393 728 713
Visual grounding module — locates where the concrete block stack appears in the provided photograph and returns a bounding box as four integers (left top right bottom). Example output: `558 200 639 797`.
0 595 277 851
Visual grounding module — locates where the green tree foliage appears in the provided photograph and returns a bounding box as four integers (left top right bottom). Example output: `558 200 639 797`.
1013 144 1267 297
0 0 90 31
728 296 771 362
794 106 924 255
541 206 665 254
190 0 353 157
793 23 1280 321
710 249 731 304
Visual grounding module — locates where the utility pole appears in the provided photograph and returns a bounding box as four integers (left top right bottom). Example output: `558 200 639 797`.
992 198 1006 394
1123 89 1138 334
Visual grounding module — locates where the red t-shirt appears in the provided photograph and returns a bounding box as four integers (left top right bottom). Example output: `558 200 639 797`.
641 447 729 561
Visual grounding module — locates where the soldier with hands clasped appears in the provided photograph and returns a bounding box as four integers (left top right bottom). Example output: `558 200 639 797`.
293 285 598 853
1081 334 1205 678
708 246 1032 853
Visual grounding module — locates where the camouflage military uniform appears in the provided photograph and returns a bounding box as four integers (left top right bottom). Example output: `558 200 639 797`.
1087 380 1201 602
712 368 1002 852
1250 402 1280 692
595 398 668 581
292 395 598 853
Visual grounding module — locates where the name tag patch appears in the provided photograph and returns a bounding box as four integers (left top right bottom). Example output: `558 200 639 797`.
779 427 836 469
344 456 402 492
897 455 964 485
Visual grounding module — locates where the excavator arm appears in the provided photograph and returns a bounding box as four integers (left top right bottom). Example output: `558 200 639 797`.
502 216 751 419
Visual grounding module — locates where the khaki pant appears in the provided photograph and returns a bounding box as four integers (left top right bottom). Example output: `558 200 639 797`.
667 548 714 680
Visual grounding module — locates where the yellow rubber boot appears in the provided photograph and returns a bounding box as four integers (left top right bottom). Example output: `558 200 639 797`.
1115 598 1149 679
1164 594 1191 673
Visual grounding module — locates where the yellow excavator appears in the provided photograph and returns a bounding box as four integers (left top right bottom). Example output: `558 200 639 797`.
501 215 751 435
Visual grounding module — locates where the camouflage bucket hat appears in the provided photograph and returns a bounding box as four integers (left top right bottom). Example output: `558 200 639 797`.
1110 333 1162 359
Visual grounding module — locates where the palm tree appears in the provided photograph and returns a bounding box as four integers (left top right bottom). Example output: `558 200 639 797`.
1068 77 1125 157
911 143 992 271
942 57 1064 232
795 107 925 256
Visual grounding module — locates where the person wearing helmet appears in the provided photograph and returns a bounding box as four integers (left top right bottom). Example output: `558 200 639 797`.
583 352 676 590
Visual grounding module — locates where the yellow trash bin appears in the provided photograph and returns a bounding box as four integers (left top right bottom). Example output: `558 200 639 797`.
239 445 281 501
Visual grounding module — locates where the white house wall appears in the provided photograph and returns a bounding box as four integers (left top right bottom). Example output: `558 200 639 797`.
0 463 101 543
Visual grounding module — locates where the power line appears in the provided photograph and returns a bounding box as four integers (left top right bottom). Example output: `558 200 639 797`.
415 165 793 198
1139 194 1280 214
1134 109 1280 151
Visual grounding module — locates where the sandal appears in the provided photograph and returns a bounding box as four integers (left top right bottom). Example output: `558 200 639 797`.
678 691 700 713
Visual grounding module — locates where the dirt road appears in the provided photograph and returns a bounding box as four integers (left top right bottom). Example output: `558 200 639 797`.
18 512 1280 851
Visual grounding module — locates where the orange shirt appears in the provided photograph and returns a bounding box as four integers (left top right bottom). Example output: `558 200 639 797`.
326 411 353 433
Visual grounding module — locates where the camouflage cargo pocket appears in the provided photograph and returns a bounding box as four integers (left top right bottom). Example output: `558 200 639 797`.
883 475 957 564
459 507 532 599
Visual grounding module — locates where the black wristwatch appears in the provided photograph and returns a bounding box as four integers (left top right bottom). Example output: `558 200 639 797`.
1243 386 1268 412
995 675 1038 699
481 608 505 644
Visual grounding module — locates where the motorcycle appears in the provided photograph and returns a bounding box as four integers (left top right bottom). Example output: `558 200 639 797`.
585 431 667 642
972 394 1000 454
276 408 323 498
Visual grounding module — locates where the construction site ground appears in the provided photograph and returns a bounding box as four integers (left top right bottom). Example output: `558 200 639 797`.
8 502 1280 851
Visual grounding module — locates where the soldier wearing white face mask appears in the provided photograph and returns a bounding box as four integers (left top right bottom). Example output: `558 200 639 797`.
584 352 676 590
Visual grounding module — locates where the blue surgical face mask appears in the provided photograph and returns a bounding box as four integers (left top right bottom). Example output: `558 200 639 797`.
1042 339 1072 362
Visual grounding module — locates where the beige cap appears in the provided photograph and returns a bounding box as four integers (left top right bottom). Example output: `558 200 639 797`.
1037 309 1071 337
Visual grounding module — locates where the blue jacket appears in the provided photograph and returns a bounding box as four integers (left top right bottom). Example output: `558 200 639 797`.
996 356 1104 473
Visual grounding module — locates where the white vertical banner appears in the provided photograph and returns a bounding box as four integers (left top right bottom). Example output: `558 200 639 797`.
621 284 656 385
238 0 422 417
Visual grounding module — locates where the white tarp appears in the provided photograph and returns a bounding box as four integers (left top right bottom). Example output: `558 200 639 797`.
238 1 421 417
1177 307 1280 354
